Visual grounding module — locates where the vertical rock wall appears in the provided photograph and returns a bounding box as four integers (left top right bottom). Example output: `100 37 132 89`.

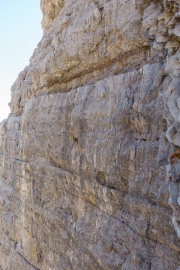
0 0 179 269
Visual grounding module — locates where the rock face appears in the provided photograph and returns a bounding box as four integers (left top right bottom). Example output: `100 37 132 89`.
0 0 180 269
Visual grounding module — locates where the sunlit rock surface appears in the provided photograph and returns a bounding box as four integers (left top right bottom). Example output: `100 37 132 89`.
0 0 180 269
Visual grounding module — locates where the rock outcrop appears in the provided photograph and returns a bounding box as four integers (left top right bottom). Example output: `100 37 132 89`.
0 0 179 269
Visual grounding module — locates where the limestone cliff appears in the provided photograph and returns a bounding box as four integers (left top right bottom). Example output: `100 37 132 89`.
0 0 180 269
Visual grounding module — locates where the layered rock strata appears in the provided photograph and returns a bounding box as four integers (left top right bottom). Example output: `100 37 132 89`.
0 0 180 269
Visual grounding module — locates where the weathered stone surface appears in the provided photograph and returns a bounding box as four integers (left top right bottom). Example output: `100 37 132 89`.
0 0 180 269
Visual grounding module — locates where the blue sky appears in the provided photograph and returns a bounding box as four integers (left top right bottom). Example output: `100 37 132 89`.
0 0 42 121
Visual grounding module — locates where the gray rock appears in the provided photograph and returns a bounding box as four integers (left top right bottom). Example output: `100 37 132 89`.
0 0 180 269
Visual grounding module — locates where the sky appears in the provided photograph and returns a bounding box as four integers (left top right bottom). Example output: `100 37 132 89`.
0 0 42 121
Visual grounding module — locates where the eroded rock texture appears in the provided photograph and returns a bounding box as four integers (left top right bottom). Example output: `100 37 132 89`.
0 0 180 269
